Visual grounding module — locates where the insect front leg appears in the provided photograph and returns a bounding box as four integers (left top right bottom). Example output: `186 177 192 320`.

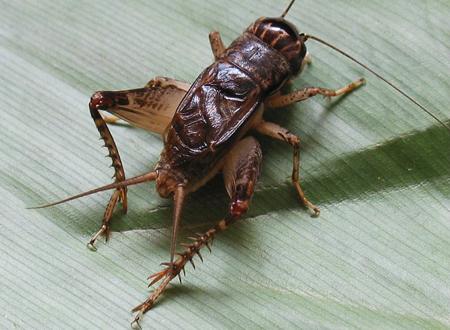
254 121 320 217
87 92 128 250
131 137 262 327
265 78 365 108
209 31 226 60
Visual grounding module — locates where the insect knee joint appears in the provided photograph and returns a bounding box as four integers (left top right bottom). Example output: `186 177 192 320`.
288 135 300 147
90 91 115 110
230 199 249 218
230 181 255 218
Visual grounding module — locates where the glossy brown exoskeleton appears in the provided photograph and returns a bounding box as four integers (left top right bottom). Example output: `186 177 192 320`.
34 0 449 326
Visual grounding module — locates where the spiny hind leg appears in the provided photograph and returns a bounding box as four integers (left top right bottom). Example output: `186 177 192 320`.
266 77 365 108
209 31 226 60
88 92 128 250
131 137 262 327
255 121 319 217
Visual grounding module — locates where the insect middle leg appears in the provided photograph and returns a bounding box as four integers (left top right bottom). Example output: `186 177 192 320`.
209 31 226 60
266 78 365 108
131 137 262 325
87 93 128 250
254 121 320 217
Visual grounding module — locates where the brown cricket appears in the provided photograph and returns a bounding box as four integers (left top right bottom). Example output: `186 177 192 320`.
33 0 449 327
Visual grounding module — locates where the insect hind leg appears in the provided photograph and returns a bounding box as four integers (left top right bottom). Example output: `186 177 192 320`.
87 92 128 250
131 137 262 327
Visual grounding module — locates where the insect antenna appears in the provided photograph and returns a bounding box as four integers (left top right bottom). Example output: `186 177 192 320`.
304 34 450 133
281 0 296 18
28 171 157 209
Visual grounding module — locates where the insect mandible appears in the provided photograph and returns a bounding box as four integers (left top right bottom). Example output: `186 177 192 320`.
32 0 450 327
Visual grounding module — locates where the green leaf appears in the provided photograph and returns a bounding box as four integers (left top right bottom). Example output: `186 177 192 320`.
1 0 449 328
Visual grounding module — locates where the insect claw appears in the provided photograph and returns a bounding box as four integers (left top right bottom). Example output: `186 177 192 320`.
312 207 320 217
182 266 186 276
86 242 97 251
131 311 143 330
177 273 182 284
86 225 107 251
189 258 196 269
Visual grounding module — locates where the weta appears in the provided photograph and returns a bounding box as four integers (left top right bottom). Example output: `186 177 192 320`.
33 0 449 327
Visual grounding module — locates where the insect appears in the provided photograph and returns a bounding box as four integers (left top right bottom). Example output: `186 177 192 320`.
32 0 449 327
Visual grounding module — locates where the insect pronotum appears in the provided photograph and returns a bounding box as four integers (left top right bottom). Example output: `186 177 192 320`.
31 0 449 327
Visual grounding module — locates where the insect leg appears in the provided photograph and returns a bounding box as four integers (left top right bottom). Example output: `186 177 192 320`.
88 93 128 250
266 78 365 108
223 136 262 217
254 121 320 216
209 31 226 60
131 137 262 326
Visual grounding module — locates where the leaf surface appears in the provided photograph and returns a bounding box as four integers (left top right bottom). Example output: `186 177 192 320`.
1 0 449 328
